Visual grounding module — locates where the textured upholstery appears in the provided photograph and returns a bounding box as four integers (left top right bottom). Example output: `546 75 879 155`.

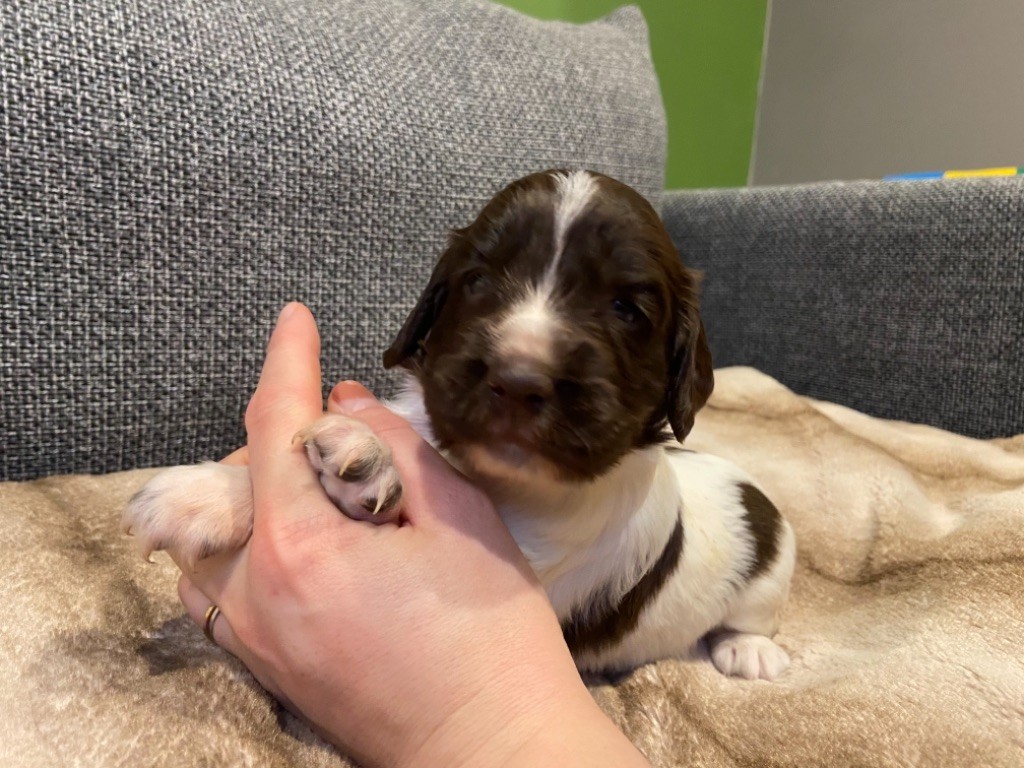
0 0 666 480
663 178 1024 439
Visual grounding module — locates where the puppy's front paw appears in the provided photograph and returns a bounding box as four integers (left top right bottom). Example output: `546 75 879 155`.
121 463 254 567
296 415 402 524
709 631 790 681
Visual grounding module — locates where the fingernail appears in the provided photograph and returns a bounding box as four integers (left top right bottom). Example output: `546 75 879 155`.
277 302 300 325
339 397 377 414
330 381 378 414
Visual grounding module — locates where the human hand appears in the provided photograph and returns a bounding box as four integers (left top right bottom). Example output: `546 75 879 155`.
174 303 649 767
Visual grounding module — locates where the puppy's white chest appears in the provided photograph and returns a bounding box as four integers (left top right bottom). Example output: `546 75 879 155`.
494 452 681 622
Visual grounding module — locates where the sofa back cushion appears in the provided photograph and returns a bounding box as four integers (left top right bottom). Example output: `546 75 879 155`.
663 179 1024 439
1 0 666 479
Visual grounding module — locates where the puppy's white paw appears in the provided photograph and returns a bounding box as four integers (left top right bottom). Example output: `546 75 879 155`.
709 631 790 681
296 414 402 524
121 463 254 567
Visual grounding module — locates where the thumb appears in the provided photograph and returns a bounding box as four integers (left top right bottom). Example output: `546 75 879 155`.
327 383 430 452
327 380 381 417
327 381 421 438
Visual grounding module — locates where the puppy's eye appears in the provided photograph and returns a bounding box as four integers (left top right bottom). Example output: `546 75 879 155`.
612 298 641 324
464 271 490 296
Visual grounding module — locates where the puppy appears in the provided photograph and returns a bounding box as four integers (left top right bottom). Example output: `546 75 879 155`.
123 170 795 680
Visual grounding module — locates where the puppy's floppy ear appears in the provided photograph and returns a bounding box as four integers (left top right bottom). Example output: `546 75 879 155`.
666 270 714 442
382 248 456 371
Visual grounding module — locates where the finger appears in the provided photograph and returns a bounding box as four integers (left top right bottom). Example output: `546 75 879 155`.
179 574 294 718
169 545 244 614
326 380 380 417
246 303 336 525
220 446 249 466
327 381 451 471
178 573 247 659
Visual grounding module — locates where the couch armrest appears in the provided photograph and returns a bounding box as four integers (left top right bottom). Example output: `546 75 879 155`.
662 178 1024 438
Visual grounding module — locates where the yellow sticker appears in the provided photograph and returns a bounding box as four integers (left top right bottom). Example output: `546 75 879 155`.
943 167 1018 178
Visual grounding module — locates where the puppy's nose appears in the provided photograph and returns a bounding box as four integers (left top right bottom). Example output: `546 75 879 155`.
488 363 553 414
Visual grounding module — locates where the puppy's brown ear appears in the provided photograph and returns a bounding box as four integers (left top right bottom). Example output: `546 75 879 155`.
666 274 714 442
382 251 454 371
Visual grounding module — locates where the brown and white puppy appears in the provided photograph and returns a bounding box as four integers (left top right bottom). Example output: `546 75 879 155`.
123 170 795 679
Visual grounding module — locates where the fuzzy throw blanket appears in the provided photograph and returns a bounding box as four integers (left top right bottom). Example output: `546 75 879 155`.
2 368 1022 767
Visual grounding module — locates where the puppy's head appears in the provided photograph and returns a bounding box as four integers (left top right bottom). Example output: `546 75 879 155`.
384 170 713 483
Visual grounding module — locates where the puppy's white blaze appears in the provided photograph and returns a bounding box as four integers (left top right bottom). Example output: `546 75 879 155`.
494 286 562 366
543 169 598 291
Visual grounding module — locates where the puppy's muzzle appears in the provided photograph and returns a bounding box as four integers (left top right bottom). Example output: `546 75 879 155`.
487 356 553 418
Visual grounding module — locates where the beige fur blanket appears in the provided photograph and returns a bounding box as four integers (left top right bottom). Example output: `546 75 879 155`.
3 368 1022 767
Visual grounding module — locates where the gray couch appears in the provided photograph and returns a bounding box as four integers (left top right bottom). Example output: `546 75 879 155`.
4 0 1022 484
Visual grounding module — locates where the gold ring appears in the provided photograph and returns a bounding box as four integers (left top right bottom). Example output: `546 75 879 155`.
203 604 222 643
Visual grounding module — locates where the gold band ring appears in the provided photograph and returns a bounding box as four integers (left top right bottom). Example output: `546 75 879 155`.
203 604 222 643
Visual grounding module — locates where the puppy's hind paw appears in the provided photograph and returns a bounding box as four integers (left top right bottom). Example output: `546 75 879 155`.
709 631 790 681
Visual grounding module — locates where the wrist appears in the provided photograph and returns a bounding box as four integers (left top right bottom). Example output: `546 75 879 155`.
491 694 650 768
402 659 649 768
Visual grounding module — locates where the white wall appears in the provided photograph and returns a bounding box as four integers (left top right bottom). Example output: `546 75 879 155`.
751 0 1024 185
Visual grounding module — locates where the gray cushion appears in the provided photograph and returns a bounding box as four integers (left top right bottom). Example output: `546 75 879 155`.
1 0 666 480
662 178 1024 439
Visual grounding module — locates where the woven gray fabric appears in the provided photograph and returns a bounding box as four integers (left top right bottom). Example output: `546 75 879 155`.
0 0 666 481
662 178 1024 439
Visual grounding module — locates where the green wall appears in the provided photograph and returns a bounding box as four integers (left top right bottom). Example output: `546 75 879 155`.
493 0 768 189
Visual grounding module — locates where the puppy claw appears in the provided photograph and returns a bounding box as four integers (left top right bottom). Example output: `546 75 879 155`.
300 414 403 525
337 452 356 479
133 534 157 563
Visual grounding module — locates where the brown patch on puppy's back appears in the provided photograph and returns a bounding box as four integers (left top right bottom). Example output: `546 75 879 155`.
739 483 781 580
